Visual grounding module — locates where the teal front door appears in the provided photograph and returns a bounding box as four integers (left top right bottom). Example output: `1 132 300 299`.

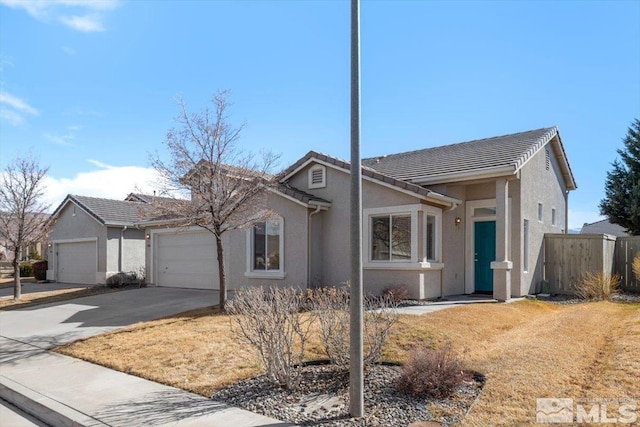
474 221 496 293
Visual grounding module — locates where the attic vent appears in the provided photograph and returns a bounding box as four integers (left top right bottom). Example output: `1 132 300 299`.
545 148 550 171
308 164 326 189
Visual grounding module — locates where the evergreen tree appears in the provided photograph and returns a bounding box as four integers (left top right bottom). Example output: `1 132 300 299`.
599 119 640 235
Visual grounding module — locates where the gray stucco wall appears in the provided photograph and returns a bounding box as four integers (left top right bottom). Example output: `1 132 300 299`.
105 227 145 275
226 193 310 290
289 162 436 296
518 138 568 295
47 201 107 283
48 201 146 284
440 185 466 296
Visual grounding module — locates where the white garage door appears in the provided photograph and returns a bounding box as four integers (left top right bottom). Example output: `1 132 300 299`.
57 241 97 284
154 231 219 289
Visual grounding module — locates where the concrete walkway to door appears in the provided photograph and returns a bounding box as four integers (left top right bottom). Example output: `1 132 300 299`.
0 287 292 426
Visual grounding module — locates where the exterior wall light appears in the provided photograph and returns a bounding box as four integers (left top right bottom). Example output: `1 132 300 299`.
145 233 151 240
454 217 462 226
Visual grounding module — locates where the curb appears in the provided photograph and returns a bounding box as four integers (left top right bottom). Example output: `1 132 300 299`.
0 376 108 427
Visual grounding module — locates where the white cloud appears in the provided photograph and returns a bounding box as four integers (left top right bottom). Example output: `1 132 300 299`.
43 163 164 211
87 159 114 169
0 91 38 115
61 46 77 55
59 14 104 32
0 91 38 126
0 55 14 72
0 0 120 32
43 132 75 146
0 108 25 126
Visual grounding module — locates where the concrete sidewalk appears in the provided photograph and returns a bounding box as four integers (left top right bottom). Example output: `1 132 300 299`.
0 337 292 427
392 294 526 315
0 288 293 426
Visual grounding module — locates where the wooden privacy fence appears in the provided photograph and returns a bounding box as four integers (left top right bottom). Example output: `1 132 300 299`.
544 233 640 294
615 237 640 292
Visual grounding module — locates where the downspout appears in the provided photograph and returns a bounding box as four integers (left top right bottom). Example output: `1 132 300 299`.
119 226 128 272
307 205 322 287
564 191 569 234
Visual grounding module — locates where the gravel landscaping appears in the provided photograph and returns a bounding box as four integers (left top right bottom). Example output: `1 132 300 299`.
536 292 640 304
211 363 485 426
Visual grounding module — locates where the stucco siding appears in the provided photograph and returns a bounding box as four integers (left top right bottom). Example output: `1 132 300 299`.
518 139 568 296
226 193 309 290
293 162 429 295
122 229 146 273
363 269 442 299
47 202 107 283
106 228 121 273
440 184 467 295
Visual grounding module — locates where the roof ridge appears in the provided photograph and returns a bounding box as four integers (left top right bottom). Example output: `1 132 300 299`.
363 126 556 161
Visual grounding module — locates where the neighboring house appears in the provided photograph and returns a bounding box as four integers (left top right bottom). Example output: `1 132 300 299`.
580 219 630 237
46 195 148 284
0 212 49 262
143 126 577 301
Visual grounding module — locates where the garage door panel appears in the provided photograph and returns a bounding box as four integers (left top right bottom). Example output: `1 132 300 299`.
57 241 96 284
155 232 219 289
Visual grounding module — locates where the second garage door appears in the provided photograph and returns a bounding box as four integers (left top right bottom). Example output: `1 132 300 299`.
154 231 219 289
57 240 97 284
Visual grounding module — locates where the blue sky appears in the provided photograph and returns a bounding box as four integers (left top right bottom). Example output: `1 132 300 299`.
0 0 638 229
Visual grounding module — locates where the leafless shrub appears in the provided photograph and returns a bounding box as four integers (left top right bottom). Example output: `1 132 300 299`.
572 271 621 301
227 286 313 390
397 345 464 399
382 284 409 303
105 267 146 288
633 252 640 283
307 287 399 370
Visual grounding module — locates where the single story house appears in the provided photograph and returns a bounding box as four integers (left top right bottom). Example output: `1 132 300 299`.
580 219 630 237
143 126 576 301
46 194 148 284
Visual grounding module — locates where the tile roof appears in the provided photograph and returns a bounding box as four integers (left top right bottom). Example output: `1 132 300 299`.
580 219 630 237
280 151 460 206
124 193 177 204
362 127 561 182
52 195 148 226
277 183 331 206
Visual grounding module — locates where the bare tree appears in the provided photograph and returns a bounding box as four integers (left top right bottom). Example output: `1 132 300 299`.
149 91 279 311
0 155 50 300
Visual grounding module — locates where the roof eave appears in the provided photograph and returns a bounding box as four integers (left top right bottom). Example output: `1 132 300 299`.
411 165 517 186
550 134 578 191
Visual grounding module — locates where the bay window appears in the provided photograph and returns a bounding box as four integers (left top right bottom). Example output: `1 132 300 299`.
364 204 442 269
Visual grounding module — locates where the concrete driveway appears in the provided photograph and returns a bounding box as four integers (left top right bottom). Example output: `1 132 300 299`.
0 287 219 349
0 287 288 427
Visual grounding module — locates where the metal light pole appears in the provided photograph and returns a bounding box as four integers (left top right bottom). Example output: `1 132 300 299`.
349 0 364 418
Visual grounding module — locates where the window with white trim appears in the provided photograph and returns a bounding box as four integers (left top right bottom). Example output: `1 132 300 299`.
551 208 557 226
364 204 442 269
371 214 411 261
308 164 326 189
247 218 284 277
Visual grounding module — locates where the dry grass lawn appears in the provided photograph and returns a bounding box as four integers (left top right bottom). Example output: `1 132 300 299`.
56 300 640 426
